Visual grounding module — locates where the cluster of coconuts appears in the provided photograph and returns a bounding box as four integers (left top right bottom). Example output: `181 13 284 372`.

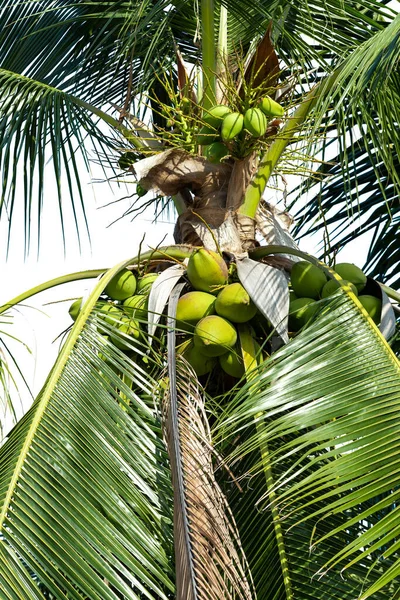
175 248 265 379
197 97 284 163
68 269 159 352
289 261 382 331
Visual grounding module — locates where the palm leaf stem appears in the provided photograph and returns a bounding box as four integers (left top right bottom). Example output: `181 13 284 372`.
0 270 105 316
239 325 293 600
239 69 341 219
0 246 194 316
201 0 217 110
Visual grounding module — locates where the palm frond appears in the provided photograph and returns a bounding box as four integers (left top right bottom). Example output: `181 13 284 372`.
290 129 400 288
0 69 121 254
160 284 254 599
0 262 175 599
219 290 400 599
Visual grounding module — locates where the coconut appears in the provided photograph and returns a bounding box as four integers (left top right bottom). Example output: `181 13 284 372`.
288 297 318 331
187 248 228 294
334 263 367 293
193 315 237 357
204 142 229 163
69 298 82 321
219 349 245 378
215 283 258 323
358 295 382 324
176 291 216 331
321 279 358 298
110 317 141 350
290 261 327 299
97 303 123 326
105 269 137 300
203 105 232 128
180 341 217 376
137 272 159 294
123 294 148 321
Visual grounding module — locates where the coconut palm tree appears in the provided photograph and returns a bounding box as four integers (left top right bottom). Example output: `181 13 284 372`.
0 1 400 599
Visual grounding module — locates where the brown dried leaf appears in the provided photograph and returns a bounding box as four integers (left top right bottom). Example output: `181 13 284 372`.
240 24 279 96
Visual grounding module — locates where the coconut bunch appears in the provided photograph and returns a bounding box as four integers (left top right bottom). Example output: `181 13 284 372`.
288 261 382 331
174 248 268 380
68 268 160 356
68 250 272 387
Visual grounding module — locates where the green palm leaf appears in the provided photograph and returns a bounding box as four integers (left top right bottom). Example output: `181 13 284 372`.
220 290 400 598
0 261 175 599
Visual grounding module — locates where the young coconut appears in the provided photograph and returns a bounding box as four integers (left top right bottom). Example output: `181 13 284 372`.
288 297 318 331
176 291 216 331
97 303 123 326
105 268 137 301
110 317 141 350
137 272 159 294
290 261 327 299
193 315 237 357
321 279 358 298
123 294 148 321
69 298 82 321
358 295 382 324
187 248 228 293
215 283 258 323
334 263 367 293
179 340 217 376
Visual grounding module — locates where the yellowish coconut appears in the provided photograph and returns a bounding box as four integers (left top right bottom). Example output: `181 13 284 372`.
180 340 217 376
219 348 245 378
105 269 137 300
358 295 382 324
215 283 258 323
334 263 367 293
193 315 237 357
176 291 216 331
187 248 228 293
290 261 327 299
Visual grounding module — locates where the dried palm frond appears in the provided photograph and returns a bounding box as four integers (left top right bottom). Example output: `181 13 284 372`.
159 285 255 600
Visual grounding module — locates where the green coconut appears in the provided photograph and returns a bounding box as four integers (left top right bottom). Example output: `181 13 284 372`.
176 291 216 331
196 125 219 145
187 248 228 293
180 341 217 376
203 105 232 128
137 272 159 294
110 317 141 350
243 108 268 137
221 112 244 141
204 142 229 164
358 295 382 324
321 279 358 298
105 269 137 301
97 303 123 326
288 297 318 331
258 96 284 117
334 263 367 293
215 283 258 323
219 348 245 378
69 298 82 321
193 315 237 357
123 294 148 321
290 261 327 299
